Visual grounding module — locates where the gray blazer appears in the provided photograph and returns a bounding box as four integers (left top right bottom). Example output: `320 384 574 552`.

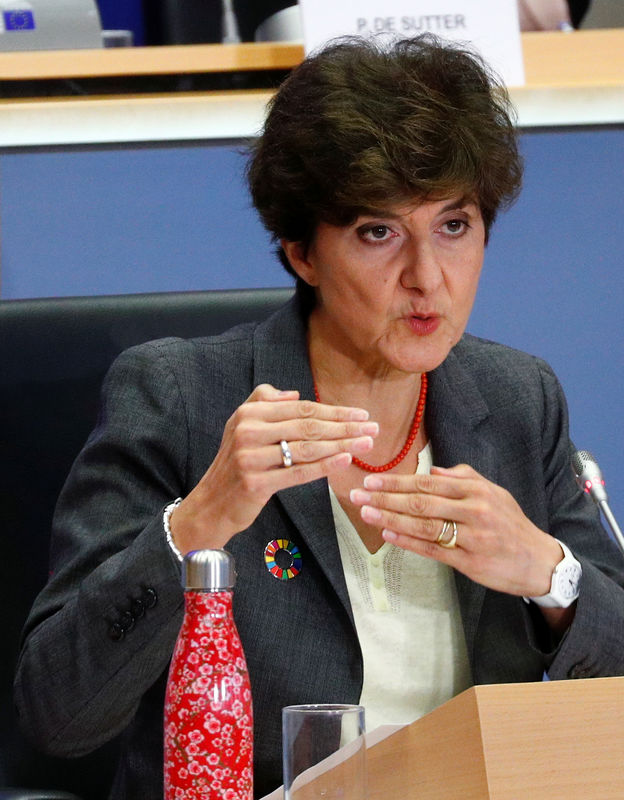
15 297 624 799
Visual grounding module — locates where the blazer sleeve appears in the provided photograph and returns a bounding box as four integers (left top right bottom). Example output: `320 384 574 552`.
14 339 199 757
533 359 624 680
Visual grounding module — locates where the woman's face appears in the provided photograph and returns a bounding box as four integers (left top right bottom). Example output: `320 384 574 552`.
283 195 486 377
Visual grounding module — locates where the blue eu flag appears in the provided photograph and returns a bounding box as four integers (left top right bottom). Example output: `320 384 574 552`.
3 10 36 31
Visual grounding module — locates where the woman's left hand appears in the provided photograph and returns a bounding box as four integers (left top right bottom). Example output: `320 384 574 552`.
350 463 563 598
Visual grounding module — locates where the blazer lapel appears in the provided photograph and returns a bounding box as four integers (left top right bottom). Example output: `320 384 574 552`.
251 298 354 622
251 306 502 655
427 341 499 663
427 343 498 478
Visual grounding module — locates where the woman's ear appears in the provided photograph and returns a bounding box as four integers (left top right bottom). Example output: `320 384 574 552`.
280 240 319 286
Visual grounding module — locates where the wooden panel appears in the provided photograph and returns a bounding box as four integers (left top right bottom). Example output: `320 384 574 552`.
366 689 489 799
275 689 490 799
521 29 624 87
0 30 622 88
475 677 624 799
0 41 303 80
282 678 624 800
0 31 622 145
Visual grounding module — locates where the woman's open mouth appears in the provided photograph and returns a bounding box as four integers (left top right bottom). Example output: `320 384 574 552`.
407 314 440 336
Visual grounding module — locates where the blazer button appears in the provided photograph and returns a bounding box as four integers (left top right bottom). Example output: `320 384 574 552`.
131 597 146 618
143 588 158 609
108 622 124 642
119 610 135 632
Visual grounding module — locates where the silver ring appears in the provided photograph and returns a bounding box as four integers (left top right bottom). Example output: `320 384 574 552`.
436 520 458 549
280 439 293 468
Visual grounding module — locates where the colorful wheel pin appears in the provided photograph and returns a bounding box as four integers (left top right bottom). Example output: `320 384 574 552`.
264 538 302 580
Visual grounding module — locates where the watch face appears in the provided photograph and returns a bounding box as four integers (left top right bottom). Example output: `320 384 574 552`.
556 563 581 599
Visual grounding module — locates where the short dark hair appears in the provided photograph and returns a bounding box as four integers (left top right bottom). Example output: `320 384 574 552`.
247 34 522 284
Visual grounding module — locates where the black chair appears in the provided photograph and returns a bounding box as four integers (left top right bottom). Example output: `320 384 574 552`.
0 287 293 800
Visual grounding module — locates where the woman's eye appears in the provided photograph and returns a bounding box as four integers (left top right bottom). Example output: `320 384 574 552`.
359 224 394 242
441 219 467 235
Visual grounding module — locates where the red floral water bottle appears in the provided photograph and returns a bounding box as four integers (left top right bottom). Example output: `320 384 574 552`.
164 549 253 799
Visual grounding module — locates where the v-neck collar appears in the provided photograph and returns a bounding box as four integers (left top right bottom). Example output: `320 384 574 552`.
251 297 496 658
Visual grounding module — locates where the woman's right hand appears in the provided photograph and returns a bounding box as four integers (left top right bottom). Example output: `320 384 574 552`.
169 383 378 553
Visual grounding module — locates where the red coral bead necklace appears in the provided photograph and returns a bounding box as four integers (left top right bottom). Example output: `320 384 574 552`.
313 372 428 473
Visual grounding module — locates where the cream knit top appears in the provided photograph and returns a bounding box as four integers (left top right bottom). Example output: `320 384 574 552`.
330 444 472 731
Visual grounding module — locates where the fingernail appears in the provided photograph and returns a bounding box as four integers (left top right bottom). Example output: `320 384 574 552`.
350 409 370 421
349 488 371 504
363 475 383 490
361 505 382 522
361 422 379 436
333 452 352 467
352 436 374 453
382 529 398 542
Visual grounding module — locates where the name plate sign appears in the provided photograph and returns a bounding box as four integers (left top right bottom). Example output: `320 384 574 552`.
298 0 525 87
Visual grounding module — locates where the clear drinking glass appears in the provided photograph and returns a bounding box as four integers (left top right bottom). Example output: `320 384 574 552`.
282 704 367 800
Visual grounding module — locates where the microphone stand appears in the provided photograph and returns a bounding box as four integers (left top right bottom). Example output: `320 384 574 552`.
597 500 624 556
573 450 624 556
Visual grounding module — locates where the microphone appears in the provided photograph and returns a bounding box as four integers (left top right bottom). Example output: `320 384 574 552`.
572 450 624 555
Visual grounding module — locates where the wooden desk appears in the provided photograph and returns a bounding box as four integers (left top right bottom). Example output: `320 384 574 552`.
0 30 622 147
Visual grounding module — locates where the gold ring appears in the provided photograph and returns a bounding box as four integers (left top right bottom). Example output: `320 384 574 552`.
436 520 458 549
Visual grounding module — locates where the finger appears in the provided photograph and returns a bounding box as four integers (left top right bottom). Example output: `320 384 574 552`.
358 504 445 543
277 416 380 444
431 464 481 479
350 486 459 522
237 435 375 472
240 398 371 424
281 435 375 466
243 452 353 496
382 528 462 565
246 383 300 403
231 417 379 452
279 452 354 489
362 472 470 501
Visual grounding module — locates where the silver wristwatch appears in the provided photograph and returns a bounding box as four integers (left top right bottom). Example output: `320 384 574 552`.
527 540 582 608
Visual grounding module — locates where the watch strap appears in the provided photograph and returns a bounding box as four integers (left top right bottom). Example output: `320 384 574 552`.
524 539 582 609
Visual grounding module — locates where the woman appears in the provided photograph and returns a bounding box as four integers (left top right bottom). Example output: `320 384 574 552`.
15 35 624 799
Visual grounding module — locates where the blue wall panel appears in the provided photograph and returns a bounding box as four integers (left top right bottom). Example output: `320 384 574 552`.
475 128 624 526
1 129 622 524
0 144 288 298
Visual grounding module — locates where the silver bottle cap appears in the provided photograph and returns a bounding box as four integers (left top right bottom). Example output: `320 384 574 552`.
182 549 236 591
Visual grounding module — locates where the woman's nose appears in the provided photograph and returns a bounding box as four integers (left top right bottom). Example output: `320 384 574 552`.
400 242 443 294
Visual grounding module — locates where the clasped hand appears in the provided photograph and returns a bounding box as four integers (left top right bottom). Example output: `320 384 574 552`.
170 384 377 552
350 465 563 599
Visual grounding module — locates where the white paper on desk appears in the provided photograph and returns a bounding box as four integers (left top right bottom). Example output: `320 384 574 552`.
259 723 405 800
298 0 525 87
